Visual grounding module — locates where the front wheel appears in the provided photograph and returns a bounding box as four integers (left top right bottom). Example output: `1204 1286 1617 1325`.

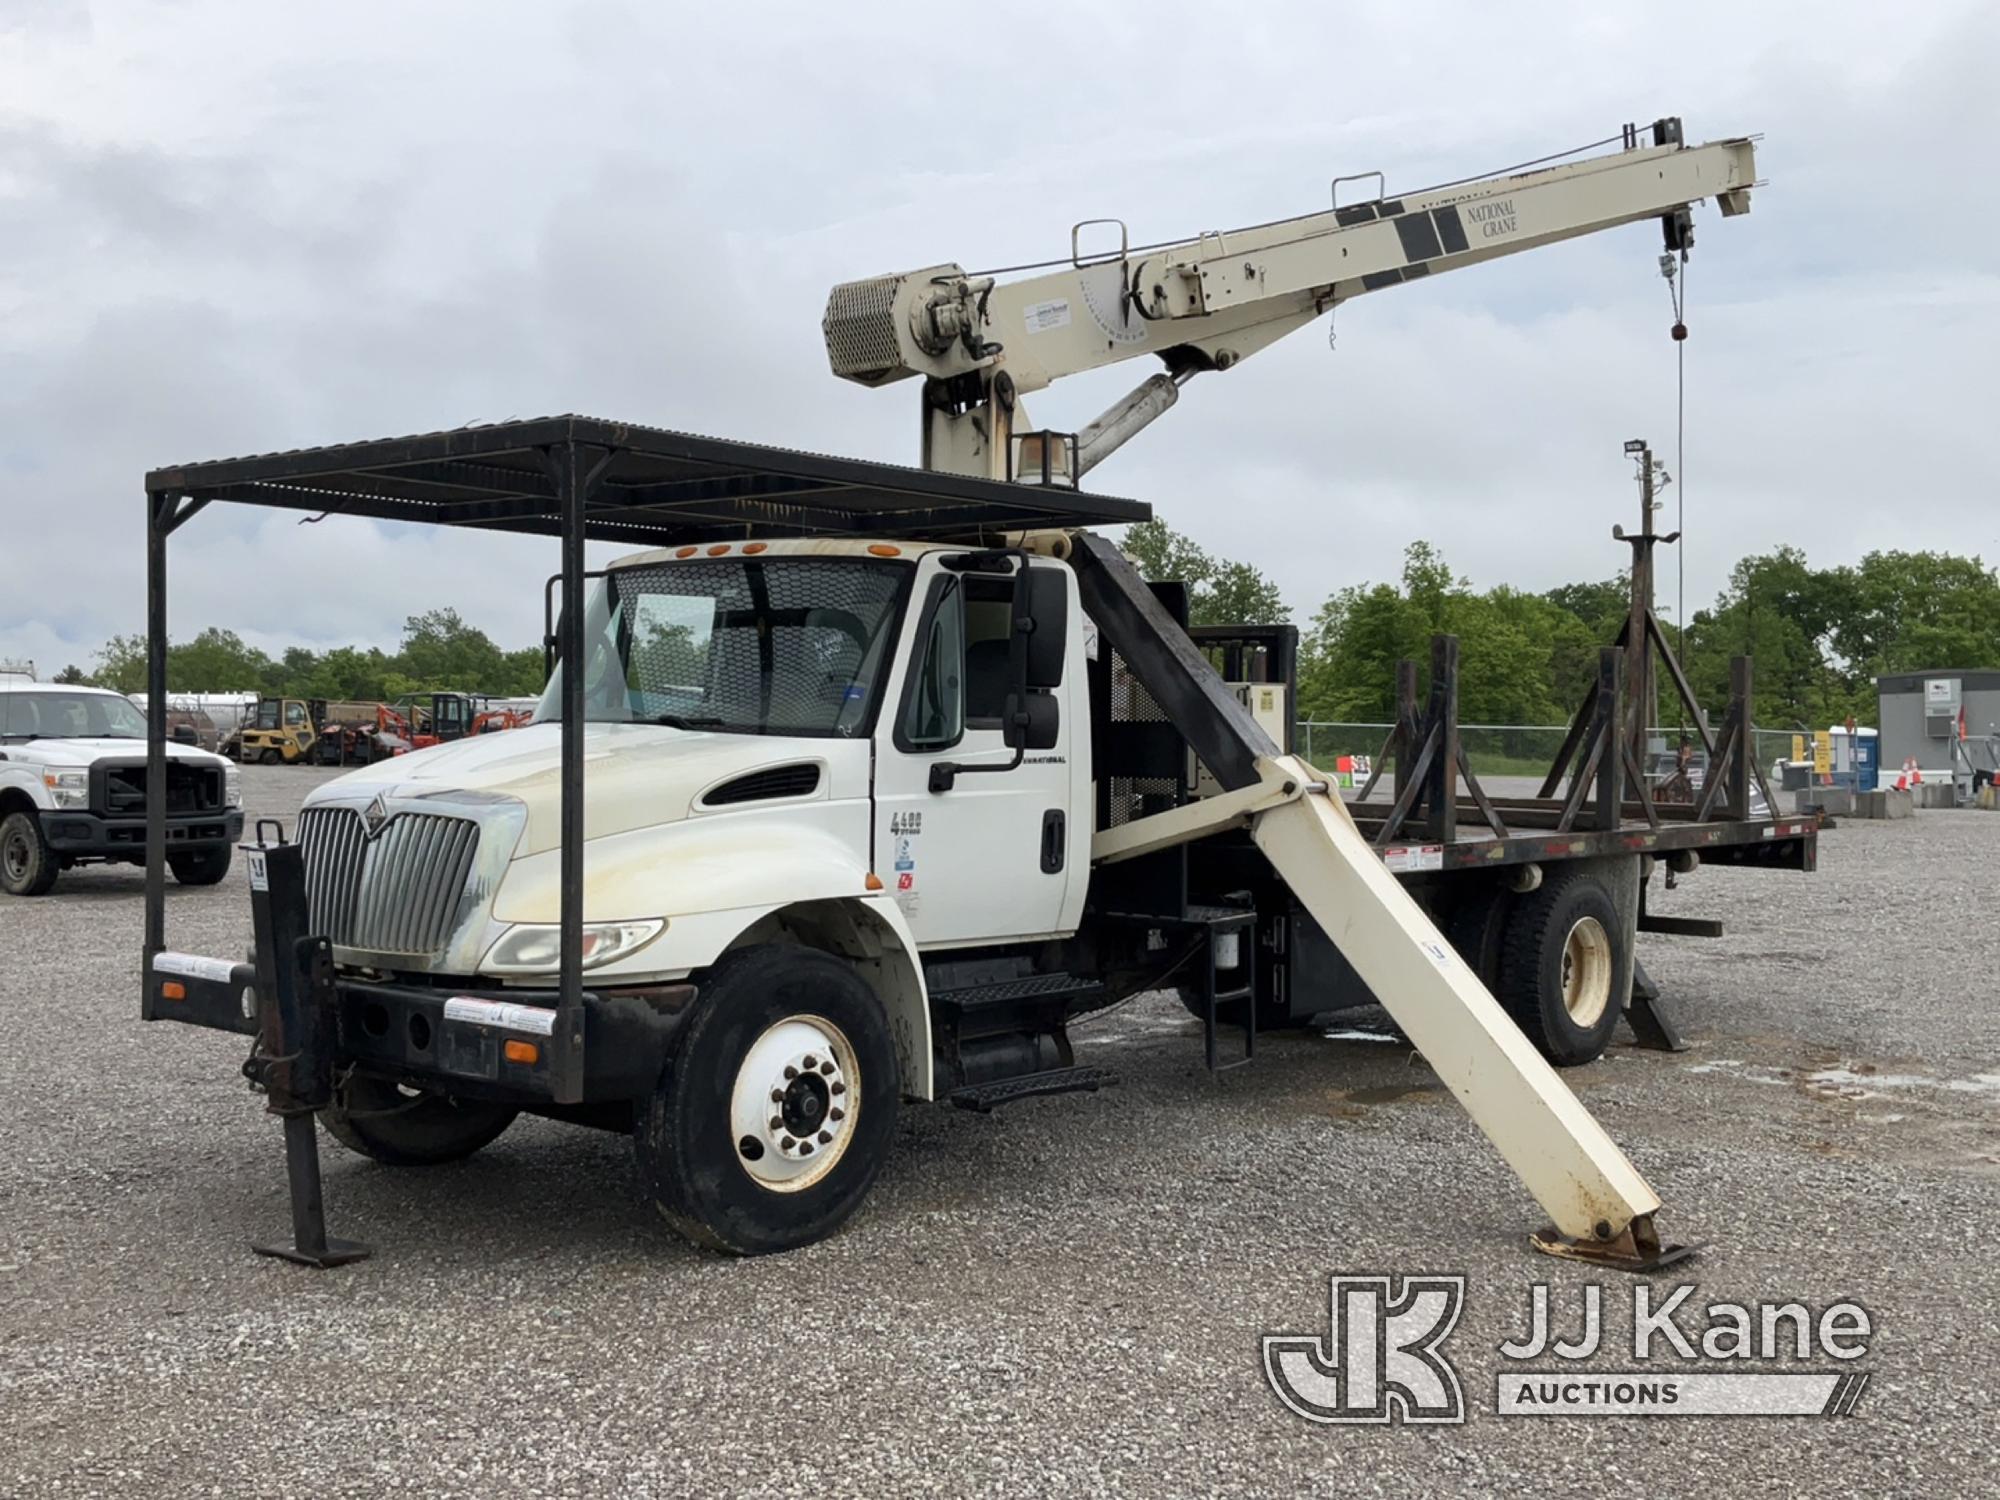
320 1077 519 1165
635 943 900 1255
0 811 58 896
259 748 281 766
168 846 233 885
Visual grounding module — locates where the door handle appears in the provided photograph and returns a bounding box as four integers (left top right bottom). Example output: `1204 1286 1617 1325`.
1040 809 1065 874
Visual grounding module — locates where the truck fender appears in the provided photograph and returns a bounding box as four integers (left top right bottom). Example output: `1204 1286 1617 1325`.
713 896 933 1102
0 766 51 815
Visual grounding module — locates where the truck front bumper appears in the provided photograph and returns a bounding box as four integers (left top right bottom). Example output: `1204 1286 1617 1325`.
47 808 243 858
146 957 695 1106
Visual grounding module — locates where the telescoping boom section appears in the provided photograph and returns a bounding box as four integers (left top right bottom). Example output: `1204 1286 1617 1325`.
826 118 1756 482
1071 533 1674 1266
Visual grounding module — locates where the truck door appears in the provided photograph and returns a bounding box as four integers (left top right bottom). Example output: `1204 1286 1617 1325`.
873 557 1080 947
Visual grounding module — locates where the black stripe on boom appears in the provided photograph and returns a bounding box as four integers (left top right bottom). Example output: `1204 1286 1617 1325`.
1361 269 1405 291
1335 203 1378 227
1434 205 1469 254
1396 213 1443 263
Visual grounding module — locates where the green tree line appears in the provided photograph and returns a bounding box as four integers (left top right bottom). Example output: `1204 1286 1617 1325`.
66 609 545 702
45 533 2000 733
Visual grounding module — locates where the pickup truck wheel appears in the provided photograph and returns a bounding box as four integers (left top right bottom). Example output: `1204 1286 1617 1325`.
1496 868 1623 1066
635 943 900 1255
0 811 59 896
320 1077 518 1165
168 847 233 885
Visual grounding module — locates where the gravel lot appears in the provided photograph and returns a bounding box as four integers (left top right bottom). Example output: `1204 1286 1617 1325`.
2 764 1996 1497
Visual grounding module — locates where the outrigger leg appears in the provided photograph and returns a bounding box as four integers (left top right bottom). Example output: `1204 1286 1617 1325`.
243 835 371 1269
1073 533 1692 1272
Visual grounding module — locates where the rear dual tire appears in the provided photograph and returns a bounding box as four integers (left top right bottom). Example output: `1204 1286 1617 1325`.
1448 869 1625 1067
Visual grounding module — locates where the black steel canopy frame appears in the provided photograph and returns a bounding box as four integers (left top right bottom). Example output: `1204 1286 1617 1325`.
140 415 1149 1100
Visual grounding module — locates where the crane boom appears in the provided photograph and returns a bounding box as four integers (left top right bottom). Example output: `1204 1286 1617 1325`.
825 119 1756 480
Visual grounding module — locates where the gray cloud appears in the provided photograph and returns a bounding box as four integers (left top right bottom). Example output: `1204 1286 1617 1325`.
2 0 1996 679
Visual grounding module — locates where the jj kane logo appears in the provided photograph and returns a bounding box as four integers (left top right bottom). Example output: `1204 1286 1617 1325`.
1265 1275 1874 1423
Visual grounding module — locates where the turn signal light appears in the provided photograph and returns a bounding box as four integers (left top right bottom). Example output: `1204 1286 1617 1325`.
160 981 186 1001
864 872 883 891
706 543 731 556
504 1040 539 1065
867 543 901 557
675 545 698 558
743 542 768 555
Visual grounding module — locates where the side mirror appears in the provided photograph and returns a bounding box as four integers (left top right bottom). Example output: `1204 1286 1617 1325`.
171 724 197 745
1018 565 1068 689
1001 691 1059 752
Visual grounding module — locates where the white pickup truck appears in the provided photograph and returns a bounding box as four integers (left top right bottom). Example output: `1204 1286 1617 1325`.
0 680 243 895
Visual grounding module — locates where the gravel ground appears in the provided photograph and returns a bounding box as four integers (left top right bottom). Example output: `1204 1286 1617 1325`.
2 765 1996 1497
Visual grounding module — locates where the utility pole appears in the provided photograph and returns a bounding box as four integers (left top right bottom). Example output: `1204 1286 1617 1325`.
1616 440 1677 773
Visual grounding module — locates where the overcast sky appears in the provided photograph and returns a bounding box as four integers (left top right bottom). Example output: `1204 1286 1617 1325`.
2 0 1995 677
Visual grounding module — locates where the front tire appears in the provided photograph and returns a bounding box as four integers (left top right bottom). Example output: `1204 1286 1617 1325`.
168 846 233 885
259 748 282 765
636 943 900 1255
320 1077 518 1165
0 811 58 896
1496 868 1624 1066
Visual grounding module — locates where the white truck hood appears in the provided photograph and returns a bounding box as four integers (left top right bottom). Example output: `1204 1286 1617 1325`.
3 739 229 769
304 721 861 855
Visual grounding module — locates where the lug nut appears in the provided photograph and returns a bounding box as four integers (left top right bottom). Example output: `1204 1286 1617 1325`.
820 1060 836 1075
770 1088 784 1104
780 1135 797 1152
802 1054 818 1069
817 1130 832 1144
784 1065 798 1079
798 1142 814 1156
829 1108 845 1122
830 1081 846 1095
769 1117 783 1132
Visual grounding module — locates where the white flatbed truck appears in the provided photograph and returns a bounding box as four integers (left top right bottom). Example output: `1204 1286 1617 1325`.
137 121 1808 1269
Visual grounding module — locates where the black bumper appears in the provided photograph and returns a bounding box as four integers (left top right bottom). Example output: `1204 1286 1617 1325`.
147 956 694 1105
47 808 244 857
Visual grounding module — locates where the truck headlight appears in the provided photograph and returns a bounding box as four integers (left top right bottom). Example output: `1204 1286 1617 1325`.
42 770 88 809
481 919 666 975
225 766 243 808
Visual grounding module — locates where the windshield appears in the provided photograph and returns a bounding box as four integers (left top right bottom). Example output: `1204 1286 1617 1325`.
537 557 912 736
254 699 282 728
0 691 149 740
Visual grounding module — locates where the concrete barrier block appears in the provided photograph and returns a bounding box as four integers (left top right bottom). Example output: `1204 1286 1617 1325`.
1798 787 1853 816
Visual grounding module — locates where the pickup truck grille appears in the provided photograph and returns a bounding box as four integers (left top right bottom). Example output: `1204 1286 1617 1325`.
97 761 224 816
296 806 480 957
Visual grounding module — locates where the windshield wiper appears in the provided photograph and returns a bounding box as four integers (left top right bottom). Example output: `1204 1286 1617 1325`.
653 713 727 731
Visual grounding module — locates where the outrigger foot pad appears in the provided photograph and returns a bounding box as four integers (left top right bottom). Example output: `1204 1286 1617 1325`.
252 1112 373 1270
1530 1213 1697 1274
252 1236 373 1269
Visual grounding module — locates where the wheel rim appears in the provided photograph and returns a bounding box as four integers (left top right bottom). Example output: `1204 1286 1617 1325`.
2 828 28 883
1560 916 1613 1027
729 1014 859 1193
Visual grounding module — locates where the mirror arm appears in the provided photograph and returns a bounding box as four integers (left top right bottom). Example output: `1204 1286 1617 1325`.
928 744 1024 794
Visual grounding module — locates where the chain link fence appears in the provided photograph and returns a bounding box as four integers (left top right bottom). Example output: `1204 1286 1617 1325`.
1296 721 1799 783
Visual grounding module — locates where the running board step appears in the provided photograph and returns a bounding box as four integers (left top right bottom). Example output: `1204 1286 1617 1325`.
948 1066 1119 1113
928 973 1104 1015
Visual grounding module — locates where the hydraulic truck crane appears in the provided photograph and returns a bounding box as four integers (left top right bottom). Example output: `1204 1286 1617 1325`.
138 119 1794 1270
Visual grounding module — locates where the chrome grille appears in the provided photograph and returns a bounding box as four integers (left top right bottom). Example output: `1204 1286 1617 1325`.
296 805 480 955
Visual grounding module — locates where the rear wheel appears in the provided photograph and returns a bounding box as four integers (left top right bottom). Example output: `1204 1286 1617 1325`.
1496 869 1624 1066
168 846 233 885
0 811 58 896
259 748 281 765
320 1077 519 1165
636 943 899 1255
